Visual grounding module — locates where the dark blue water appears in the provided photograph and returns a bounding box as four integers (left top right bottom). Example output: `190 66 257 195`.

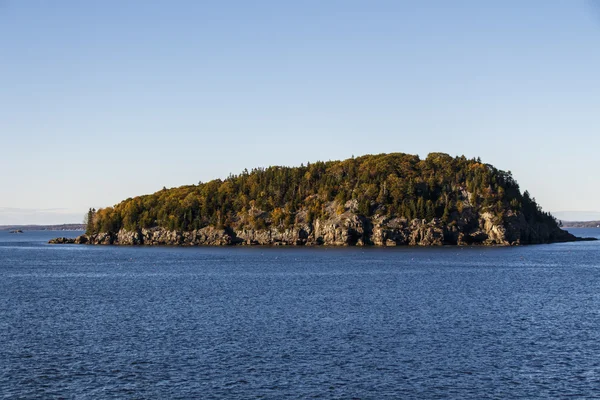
1 229 600 399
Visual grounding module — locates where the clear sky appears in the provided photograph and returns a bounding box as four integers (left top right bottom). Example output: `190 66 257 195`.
1 0 599 224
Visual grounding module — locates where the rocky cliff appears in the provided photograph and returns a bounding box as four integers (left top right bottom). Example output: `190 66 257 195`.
51 201 582 246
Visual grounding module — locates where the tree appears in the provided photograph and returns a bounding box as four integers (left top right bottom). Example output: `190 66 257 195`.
84 208 96 234
442 204 450 223
426 200 435 221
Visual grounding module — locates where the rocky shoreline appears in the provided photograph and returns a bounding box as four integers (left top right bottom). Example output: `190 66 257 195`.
49 210 595 247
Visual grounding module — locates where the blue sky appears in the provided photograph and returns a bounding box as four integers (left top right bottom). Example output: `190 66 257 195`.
1 0 599 224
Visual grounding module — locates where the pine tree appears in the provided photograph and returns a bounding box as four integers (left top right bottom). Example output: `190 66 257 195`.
85 208 96 234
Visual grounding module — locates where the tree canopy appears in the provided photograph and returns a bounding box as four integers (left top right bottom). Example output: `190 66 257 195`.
86 152 558 234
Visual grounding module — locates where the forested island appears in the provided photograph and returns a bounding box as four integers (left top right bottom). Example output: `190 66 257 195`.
51 153 593 246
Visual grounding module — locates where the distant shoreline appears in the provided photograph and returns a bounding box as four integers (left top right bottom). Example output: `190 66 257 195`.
561 221 600 228
0 224 85 231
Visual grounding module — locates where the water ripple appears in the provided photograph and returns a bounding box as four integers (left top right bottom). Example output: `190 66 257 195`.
0 230 599 398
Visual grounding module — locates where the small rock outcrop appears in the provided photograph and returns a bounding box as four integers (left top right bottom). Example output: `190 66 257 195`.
49 237 76 244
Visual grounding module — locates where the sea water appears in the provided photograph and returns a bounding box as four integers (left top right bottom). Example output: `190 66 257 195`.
1 229 599 399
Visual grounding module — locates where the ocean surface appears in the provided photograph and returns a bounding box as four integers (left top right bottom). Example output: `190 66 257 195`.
1 229 600 399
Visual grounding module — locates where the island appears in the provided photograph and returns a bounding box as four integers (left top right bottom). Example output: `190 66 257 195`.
50 152 596 246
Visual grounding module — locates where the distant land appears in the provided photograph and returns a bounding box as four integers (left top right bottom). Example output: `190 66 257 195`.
1 224 85 231
552 211 600 222
51 152 595 246
561 221 600 228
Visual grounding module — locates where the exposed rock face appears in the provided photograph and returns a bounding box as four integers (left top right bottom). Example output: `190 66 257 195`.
49 236 88 244
49 237 76 244
53 204 588 247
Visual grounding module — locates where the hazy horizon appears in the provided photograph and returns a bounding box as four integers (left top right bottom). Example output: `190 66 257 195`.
2 1 598 224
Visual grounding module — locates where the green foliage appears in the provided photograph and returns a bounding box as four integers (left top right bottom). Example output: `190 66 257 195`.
84 208 96 235
87 152 554 234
